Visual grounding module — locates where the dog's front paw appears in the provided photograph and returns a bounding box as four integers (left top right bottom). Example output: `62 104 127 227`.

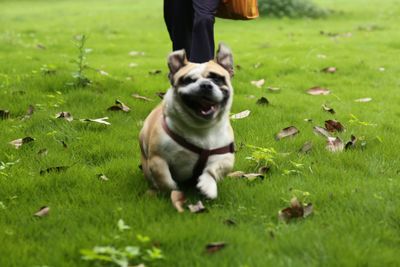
197 174 218 199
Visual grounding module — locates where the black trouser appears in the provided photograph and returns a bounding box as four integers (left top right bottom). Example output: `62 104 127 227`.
164 0 220 63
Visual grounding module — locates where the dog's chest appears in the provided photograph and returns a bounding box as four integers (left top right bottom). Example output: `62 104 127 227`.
158 130 231 182
162 142 197 181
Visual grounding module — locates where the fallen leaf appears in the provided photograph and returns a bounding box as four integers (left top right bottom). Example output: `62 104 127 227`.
10 137 35 149
355 97 372 103
278 197 313 223
188 201 206 213
206 242 226 253
299 141 313 153
223 219 236 226
227 171 245 178
156 92 165 99
40 166 69 175
98 70 109 76
230 110 250 120
0 109 10 120
149 70 162 75
60 140 68 148
107 100 131 112
171 190 186 213
322 104 335 114
253 62 262 69
313 126 332 138
128 62 138 68
132 93 153 102
37 148 48 156
25 105 35 118
256 97 269 105
80 117 111 125
97 173 109 181
251 79 265 88
326 137 344 152
275 126 299 140
306 87 331 95
321 67 337 73
34 206 50 217
345 135 357 150
36 43 46 50
55 111 73 122
128 51 145 57
268 86 281 92
325 120 345 132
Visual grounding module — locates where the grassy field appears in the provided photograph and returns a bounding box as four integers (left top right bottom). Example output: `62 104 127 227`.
1 0 400 266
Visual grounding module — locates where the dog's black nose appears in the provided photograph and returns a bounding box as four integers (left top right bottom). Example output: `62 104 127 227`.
200 82 213 94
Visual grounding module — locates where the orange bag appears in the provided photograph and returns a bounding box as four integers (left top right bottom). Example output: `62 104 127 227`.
216 0 259 20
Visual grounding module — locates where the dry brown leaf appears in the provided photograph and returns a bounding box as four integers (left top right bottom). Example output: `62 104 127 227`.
230 110 250 120
80 117 111 125
37 148 48 156
306 87 331 95
256 97 269 105
278 197 313 223
128 51 145 57
326 137 344 152
34 206 50 217
55 111 73 122
250 79 265 88
40 166 69 175
36 43 46 50
156 92 165 99
275 126 299 140
10 137 35 149
313 126 332 138
227 171 245 178
107 100 131 112
321 67 337 73
206 242 226 253
268 86 281 92
0 109 10 120
325 120 345 132
131 93 153 102
188 201 206 213
171 190 186 213
299 141 313 153
345 135 357 150
355 97 372 103
21 105 35 121
149 69 162 75
322 104 335 114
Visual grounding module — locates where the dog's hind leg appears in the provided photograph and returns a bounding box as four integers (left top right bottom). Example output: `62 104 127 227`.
148 156 178 191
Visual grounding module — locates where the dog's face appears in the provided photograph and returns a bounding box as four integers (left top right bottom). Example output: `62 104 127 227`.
167 44 234 126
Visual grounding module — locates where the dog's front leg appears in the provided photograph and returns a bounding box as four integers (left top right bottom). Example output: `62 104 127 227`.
197 155 234 199
148 155 178 191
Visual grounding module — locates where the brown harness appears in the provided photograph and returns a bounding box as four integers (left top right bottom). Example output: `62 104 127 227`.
162 116 235 181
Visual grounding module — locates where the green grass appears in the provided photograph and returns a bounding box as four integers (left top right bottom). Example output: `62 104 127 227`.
1 0 400 266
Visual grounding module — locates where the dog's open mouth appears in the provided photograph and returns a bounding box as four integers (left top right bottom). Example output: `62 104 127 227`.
181 94 219 119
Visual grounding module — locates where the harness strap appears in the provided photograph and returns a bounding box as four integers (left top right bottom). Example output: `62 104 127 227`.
162 116 234 180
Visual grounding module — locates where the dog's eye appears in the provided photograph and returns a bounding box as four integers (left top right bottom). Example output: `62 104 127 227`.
180 76 196 86
207 72 226 86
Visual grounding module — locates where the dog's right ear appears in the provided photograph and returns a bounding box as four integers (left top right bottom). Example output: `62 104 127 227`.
167 49 187 84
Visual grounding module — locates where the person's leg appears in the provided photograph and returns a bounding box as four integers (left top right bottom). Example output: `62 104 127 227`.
164 0 194 58
190 0 220 63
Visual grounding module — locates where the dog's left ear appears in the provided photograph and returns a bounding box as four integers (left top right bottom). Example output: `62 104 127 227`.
216 43 234 77
168 49 187 84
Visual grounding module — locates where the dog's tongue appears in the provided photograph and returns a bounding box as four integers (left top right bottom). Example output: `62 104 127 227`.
200 104 216 116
